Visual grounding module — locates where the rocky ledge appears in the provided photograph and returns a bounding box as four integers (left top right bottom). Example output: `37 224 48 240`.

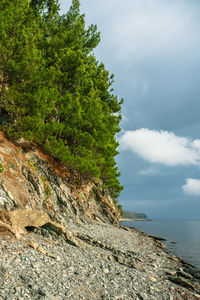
0 221 200 300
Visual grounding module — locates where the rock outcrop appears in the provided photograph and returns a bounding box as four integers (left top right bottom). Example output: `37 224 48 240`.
0 131 120 233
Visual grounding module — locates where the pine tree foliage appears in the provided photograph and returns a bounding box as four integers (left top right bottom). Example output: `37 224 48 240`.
0 0 123 200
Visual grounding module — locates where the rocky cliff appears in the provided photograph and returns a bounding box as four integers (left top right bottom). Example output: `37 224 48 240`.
0 131 120 233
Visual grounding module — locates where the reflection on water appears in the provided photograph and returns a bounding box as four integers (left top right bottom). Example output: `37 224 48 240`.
121 219 200 268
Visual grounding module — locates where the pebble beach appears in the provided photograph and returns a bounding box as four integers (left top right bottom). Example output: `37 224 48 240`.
0 222 200 300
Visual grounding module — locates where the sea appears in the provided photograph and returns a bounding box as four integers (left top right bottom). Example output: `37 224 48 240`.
121 219 200 269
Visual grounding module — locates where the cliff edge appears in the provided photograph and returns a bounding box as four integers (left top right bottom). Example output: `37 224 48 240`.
0 131 120 233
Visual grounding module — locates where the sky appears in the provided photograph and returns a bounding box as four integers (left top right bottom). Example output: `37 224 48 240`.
60 0 200 219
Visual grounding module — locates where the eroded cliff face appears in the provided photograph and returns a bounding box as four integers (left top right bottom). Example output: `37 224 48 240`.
0 131 120 229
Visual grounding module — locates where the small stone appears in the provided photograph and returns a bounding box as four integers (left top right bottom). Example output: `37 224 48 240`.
15 287 21 293
149 276 157 282
171 256 179 261
108 255 115 262
20 275 30 283
138 292 148 299
57 256 61 262
151 264 158 269
166 270 176 276
115 295 126 299
160 243 166 249
104 268 109 274
148 271 155 275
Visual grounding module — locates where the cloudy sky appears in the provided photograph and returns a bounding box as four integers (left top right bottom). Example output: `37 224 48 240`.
60 0 200 219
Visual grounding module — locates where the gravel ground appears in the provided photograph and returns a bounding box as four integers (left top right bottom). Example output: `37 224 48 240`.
0 222 200 300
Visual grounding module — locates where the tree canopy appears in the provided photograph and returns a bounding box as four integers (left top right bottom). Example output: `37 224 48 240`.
0 0 123 200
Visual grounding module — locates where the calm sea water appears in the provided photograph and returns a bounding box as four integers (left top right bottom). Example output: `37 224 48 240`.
121 219 200 268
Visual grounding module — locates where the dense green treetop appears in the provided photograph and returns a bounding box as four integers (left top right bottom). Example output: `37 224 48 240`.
0 0 123 201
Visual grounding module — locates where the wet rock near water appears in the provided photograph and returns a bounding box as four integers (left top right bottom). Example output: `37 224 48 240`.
0 222 200 300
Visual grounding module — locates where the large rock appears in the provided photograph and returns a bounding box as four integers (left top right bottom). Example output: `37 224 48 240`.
10 209 50 235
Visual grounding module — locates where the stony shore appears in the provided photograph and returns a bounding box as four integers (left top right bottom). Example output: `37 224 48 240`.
0 222 200 300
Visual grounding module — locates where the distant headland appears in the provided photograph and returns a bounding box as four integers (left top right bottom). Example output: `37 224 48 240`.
120 210 149 221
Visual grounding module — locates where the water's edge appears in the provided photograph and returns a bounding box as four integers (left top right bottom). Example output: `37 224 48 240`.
120 219 200 269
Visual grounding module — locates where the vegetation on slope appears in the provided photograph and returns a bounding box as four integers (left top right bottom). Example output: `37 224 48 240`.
0 0 123 202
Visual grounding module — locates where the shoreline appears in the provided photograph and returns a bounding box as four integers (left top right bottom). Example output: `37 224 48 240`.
121 219 200 270
0 221 199 299
119 218 150 221
121 223 197 267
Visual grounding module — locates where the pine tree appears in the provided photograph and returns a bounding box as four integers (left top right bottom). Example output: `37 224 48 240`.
0 0 53 140
0 0 123 201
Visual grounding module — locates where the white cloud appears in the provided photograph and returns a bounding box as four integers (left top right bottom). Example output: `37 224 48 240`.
119 128 200 166
182 178 200 195
139 168 158 176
